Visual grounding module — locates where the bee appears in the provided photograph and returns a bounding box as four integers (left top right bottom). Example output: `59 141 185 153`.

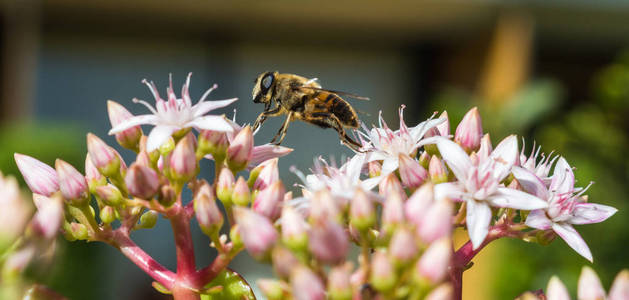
251 71 368 151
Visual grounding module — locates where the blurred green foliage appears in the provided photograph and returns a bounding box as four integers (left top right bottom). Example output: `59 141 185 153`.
432 52 629 298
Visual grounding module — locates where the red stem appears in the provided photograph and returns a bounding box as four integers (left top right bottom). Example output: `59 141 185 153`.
449 225 514 300
192 253 233 287
170 206 197 276
111 230 176 290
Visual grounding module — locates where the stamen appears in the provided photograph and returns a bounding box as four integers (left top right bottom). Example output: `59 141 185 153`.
290 165 308 185
132 98 158 114
142 79 161 101
199 84 219 103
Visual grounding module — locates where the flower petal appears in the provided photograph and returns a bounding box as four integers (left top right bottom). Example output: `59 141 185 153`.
344 153 366 184
512 166 549 200
524 210 553 230
434 182 465 202
546 276 571 300
187 115 234 132
487 135 518 181
361 176 382 191
487 187 548 210
192 98 238 117
550 157 574 195
609 269 629 300
381 157 399 175
366 151 387 163
578 266 606 300
466 200 492 249
248 144 293 169
108 114 157 134
146 125 178 152
435 138 472 182
552 222 593 262
569 203 617 225
409 117 446 142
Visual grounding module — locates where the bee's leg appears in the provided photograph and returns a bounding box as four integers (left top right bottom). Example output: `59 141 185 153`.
271 112 293 145
253 105 282 131
318 113 363 152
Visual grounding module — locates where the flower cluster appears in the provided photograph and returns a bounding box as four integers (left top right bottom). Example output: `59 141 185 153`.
518 266 629 300
0 170 64 299
8 74 618 300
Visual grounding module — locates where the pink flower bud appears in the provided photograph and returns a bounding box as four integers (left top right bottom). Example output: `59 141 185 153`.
454 107 483 152
272 246 299 279
417 200 453 244
609 270 629 300
254 181 285 221
349 188 376 231
227 125 253 172
55 159 88 205
419 151 431 169
308 218 348 265
405 183 434 225
194 183 223 237
370 251 396 292
216 167 235 205
382 191 405 236
309 190 341 223
429 155 448 184
198 130 229 160
258 279 287 300
328 265 352 300
290 266 325 300
436 111 450 136
125 163 159 199
95 184 123 206
30 193 64 239
14 153 59 197
578 266 605 300
253 158 279 191
281 206 309 251
368 161 382 178
85 154 105 193
87 133 121 177
426 283 454 300
135 150 152 168
398 154 428 189
232 176 251 206
107 100 142 151
170 134 197 181
416 237 451 283
378 173 405 199
546 276 570 300
389 227 418 265
234 207 277 260
0 174 32 248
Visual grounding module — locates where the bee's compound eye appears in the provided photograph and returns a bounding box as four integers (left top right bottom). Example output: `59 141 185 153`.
262 74 273 90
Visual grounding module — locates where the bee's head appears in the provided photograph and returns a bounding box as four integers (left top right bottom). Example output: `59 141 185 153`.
252 71 277 104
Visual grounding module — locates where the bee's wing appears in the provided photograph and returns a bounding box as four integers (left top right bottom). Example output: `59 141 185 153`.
296 86 370 101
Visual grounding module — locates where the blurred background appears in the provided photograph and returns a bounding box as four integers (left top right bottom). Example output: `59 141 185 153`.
1 0 628 299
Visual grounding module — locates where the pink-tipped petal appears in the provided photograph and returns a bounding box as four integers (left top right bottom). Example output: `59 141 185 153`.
146 125 178 152
249 145 293 169
466 200 492 249
552 223 593 262
512 166 549 200
578 266 605 300
609 270 629 300
487 187 548 210
525 210 553 230
193 98 239 117
434 182 465 202
546 276 571 300
487 135 518 181
454 107 483 152
108 114 157 134
14 154 59 197
569 203 617 225
550 157 575 195
187 115 234 132
435 138 472 182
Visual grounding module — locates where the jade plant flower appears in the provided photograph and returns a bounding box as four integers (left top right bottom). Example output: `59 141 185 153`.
109 73 238 151
513 157 617 261
433 135 548 248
